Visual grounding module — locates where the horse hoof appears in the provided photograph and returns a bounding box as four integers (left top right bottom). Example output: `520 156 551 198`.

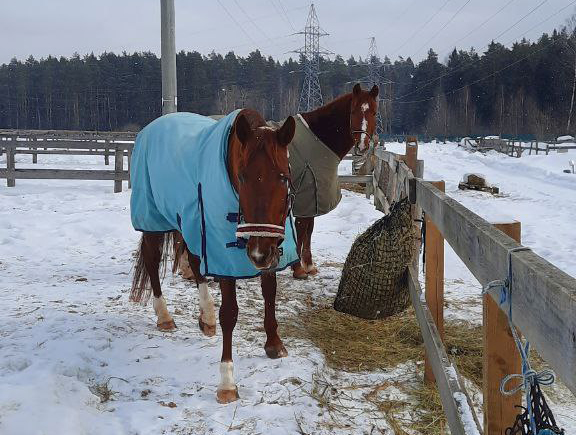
265 344 288 359
157 320 176 331
292 263 308 280
216 388 239 404
198 318 216 337
292 270 308 280
306 266 318 276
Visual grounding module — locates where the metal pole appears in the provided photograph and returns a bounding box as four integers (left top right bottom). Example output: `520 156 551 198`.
161 0 177 115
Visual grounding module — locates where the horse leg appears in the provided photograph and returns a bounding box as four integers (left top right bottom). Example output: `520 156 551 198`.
216 278 240 404
142 233 176 331
261 272 288 359
300 217 318 275
291 217 309 279
188 253 216 337
173 232 194 280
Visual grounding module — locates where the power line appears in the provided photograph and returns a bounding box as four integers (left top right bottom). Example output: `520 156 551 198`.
215 0 257 45
184 5 308 37
392 35 560 105
505 0 576 45
270 0 296 32
391 0 419 23
277 1 296 31
492 0 549 41
232 0 272 42
395 0 574 102
443 0 518 53
413 0 473 58
389 0 452 58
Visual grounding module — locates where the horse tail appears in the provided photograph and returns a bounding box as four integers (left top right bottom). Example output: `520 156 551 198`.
130 232 174 304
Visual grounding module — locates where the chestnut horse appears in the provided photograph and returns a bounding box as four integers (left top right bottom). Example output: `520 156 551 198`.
292 83 379 279
129 109 296 403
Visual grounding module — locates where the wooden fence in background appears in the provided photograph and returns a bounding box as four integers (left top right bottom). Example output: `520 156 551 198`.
0 129 374 196
0 129 136 192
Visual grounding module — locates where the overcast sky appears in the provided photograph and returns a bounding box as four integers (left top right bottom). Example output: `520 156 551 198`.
1 0 575 66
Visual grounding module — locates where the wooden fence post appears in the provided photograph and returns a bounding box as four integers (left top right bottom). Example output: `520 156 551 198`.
6 144 15 187
32 137 38 164
483 221 522 435
127 147 132 189
402 140 422 268
104 140 110 165
424 181 445 384
114 147 123 193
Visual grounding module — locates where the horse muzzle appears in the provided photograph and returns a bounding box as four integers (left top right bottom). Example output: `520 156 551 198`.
246 237 281 270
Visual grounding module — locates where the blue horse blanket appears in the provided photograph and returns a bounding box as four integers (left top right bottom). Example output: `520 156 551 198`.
130 110 299 278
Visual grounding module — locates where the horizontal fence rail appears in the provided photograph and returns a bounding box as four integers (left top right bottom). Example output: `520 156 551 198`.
0 133 134 192
408 266 482 435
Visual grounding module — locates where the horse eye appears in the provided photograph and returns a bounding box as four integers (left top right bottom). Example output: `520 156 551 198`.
238 173 245 184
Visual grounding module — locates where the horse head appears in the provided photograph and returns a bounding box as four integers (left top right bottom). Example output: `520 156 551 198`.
230 112 296 270
350 83 379 153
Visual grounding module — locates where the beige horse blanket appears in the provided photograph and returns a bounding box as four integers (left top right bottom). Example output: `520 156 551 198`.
270 114 341 217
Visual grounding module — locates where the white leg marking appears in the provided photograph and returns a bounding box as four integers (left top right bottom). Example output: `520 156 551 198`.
218 361 236 391
198 282 216 326
304 262 317 273
153 296 173 324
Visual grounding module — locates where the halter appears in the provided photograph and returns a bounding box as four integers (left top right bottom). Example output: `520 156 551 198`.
234 172 294 242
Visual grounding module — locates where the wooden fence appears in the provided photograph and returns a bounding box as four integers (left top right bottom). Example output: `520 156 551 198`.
464 137 576 157
372 142 576 434
1 129 374 195
0 129 136 192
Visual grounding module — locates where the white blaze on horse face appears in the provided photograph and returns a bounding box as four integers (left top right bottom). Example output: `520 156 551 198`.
198 282 216 326
153 296 173 324
361 103 369 112
250 246 264 262
360 117 368 149
218 361 236 391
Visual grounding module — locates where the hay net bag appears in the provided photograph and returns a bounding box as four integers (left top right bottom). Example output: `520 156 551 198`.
334 198 415 320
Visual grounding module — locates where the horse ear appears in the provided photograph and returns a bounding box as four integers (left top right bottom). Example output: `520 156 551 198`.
277 116 295 147
369 84 379 98
353 83 362 96
235 114 252 145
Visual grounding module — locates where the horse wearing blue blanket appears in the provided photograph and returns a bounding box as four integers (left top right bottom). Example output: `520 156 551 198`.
129 109 297 403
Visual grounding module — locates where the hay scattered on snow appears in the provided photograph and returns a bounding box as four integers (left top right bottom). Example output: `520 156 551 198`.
284 305 486 434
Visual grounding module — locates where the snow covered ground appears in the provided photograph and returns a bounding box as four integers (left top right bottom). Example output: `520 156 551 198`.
1 143 575 433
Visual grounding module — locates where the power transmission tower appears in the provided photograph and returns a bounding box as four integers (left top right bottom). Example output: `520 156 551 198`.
366 37 384 136
293 4 331 112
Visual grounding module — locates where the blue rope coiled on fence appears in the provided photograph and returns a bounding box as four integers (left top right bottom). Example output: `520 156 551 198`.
482 246 558 435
